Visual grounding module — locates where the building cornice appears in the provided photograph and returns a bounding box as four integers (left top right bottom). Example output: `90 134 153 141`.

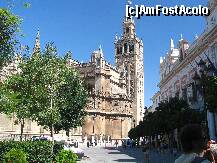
87 110 133 117
159 25 217 89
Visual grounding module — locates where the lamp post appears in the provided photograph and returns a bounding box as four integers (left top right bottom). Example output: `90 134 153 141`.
193 58 217 140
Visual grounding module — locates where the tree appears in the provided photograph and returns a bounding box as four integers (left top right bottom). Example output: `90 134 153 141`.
204 76 217 112
0 74 32 141
0 8 20 68
130 97 204 142
0 43 88 146
19 43 88 142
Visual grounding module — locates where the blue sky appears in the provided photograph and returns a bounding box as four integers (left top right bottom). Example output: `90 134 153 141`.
1 0 208 107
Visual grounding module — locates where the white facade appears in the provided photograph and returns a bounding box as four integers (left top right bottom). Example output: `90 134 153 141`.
151 0 217 140
150 91 161 112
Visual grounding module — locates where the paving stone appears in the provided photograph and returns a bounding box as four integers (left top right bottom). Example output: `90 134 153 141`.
78 146 180 163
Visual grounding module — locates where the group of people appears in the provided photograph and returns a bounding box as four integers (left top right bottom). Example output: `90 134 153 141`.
175 124 216 163
142 124 217 163
86 140 98 148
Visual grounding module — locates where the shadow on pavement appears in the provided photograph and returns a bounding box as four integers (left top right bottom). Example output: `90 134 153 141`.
117 147 143 161
113 158 138 162
108 152 125 154
115 147 179 163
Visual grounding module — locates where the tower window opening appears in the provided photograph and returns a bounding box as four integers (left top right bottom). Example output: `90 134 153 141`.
117 47 120 54
96 58 100 67
126 27 130 34
124 43 127 53
129 44 134 52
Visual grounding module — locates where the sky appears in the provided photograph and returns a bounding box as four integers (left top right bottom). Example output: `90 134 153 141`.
0 0 208 107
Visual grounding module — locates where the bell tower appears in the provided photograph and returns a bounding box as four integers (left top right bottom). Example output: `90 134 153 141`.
115 0 144 125
33 29 41 55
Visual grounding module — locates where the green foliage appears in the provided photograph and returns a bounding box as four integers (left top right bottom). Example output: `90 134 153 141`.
0 8 20 68
55 150 78 163
3 148 28 163
0 73 34 141
53 141 64 156
130 97 204 138
17 43 88 134
0 140 55 163
128 126 140 140
0 42 88 138
204 76 217 112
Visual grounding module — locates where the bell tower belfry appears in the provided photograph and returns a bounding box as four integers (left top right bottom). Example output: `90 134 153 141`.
114 0 144 125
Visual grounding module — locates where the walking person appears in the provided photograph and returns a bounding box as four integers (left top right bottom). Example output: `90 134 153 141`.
174 124 211 163
115 140 118 149
143 144 150 162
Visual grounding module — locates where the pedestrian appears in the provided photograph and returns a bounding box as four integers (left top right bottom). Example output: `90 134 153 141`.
156 141 160 153
173 146 178 157
160 142 164 154
87 141 90 148
143 144 150 162
174 124 211 163
115 140 118 149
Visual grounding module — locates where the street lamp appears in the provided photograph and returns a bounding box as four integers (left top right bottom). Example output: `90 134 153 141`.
193 56 217 140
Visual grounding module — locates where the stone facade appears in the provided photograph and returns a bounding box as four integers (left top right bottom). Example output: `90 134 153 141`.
0 2 144 140
151 0 217 140
70 13 144 140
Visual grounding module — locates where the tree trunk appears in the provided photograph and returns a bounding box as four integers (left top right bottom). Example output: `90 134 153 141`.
20 119 25 142
66 129 69 137
51 124 54 154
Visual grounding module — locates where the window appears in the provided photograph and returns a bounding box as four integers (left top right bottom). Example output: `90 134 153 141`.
129 44 134 53
126 27 130 33
175 91 179 98
124 43 128 53
120 47 122 53
117 47 120 54
182 88 187 101
211 44 217 66
96 58 100 67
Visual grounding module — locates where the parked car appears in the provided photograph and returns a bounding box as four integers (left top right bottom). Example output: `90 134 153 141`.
31 136 41 141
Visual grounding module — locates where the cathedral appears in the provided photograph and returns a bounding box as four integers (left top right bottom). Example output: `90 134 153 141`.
0 2 144 141
71 13 144 141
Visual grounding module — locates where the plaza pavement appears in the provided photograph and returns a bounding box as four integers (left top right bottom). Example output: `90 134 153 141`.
78 145 180 163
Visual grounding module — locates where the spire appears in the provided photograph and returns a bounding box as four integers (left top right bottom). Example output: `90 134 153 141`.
160 57 163 64
123 0 135 39
99 45 103 53
180 34 183 41
115 33 118 42
125 0 134 23
140 39 143 46
33 29 40 55
170 38 174 50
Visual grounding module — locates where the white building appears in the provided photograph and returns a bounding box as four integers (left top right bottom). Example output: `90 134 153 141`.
151 0 217 140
